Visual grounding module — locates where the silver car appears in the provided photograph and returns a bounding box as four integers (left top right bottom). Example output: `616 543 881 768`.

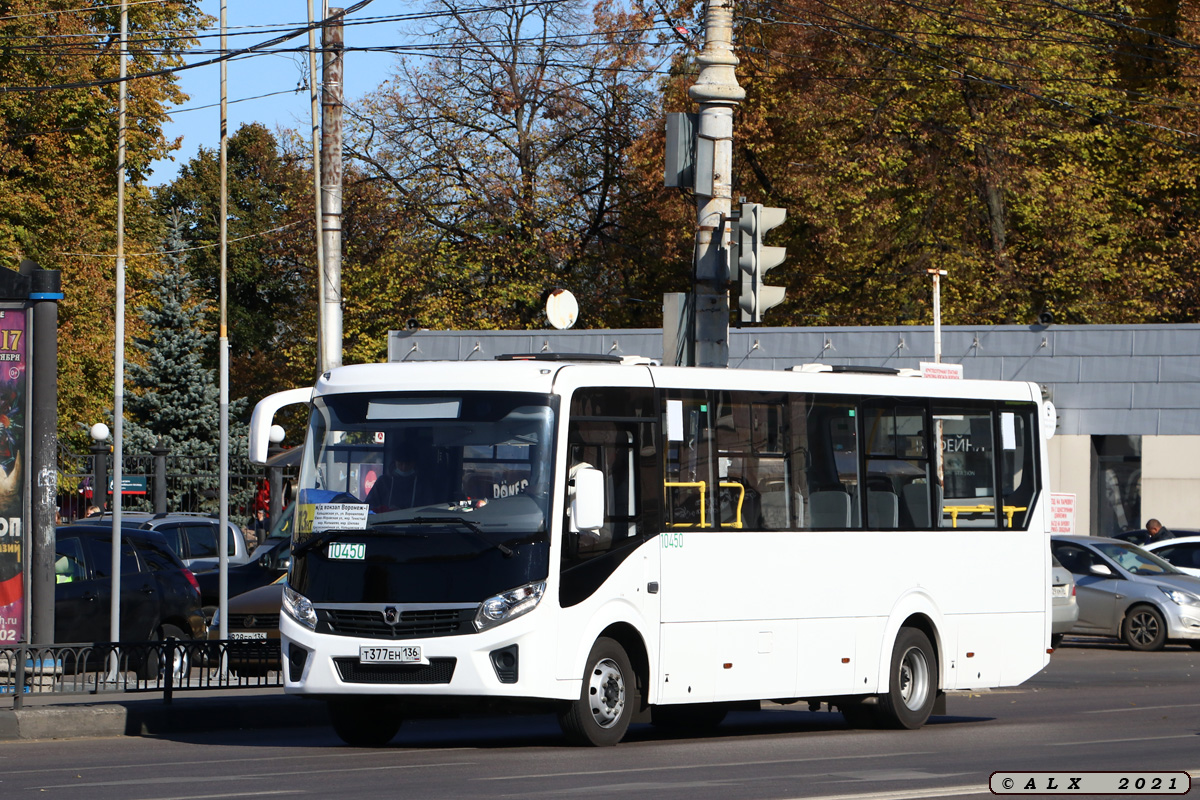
1051 535 1200 651
1051 554 1078 648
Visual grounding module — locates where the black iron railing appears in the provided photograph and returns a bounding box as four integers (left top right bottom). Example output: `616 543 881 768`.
1 639 282 709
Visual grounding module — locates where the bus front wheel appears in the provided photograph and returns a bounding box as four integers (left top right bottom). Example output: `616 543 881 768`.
877 628 937 730
328 697 402 747
558 637 635 746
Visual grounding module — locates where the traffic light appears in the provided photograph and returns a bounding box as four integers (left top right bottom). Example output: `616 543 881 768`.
737 203 787 322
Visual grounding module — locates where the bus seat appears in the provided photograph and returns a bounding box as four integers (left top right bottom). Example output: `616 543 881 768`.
760 488 788 529
901 482 930 529
867 490 899 528
810 490 851 528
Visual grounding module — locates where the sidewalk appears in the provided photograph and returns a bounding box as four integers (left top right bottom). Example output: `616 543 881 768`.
0 687 329 741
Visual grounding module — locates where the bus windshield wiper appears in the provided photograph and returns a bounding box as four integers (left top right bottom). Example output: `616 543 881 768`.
411 516 514 557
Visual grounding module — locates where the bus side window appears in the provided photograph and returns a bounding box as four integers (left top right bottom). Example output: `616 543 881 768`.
562 388 657 568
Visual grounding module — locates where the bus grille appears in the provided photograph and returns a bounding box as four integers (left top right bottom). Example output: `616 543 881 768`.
333 657 457 684
321 608 473 639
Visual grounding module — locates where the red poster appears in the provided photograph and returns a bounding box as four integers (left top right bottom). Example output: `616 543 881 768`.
0 306 26 644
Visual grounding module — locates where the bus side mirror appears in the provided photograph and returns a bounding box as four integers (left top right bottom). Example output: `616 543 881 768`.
571 467 605 533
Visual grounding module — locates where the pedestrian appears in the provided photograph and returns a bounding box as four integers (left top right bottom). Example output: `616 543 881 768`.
1145 518 1173 543
251 507 269 547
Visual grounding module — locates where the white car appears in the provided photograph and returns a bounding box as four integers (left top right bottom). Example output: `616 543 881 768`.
1051 554 1079 647
1143 536 1200 578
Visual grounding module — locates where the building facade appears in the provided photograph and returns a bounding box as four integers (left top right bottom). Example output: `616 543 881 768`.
389 324 1200 537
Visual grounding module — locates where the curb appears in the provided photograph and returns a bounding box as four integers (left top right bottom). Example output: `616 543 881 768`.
0 694 329 741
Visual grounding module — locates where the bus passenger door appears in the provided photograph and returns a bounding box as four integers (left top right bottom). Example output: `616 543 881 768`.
558 385 661 691
657 392 719 704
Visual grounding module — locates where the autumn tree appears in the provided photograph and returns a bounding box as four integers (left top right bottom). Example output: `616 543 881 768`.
630 0 1200 327
346 0 666 331
0 0 203 447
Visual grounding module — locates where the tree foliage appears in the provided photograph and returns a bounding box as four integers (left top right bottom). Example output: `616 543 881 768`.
123 213 247 512
0 0 203 447
670 0 1200 326
346 0 670 331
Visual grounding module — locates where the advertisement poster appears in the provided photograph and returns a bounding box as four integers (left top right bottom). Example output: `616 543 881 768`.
0 306 25 644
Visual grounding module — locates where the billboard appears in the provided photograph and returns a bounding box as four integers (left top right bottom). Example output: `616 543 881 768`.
0 306 26 644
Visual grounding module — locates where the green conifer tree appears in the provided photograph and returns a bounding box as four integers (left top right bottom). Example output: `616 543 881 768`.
126 212 248 512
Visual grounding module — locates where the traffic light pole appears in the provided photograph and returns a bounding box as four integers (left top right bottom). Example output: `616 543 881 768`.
689 0 744 368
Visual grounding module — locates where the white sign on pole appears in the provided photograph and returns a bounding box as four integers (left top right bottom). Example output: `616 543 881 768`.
919 361 964 380
1050 493 1076 535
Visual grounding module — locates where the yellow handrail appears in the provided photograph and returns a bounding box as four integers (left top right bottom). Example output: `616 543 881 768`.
943 504 1029 528
718 481 745 529
665 481 706 528
664 480 746 528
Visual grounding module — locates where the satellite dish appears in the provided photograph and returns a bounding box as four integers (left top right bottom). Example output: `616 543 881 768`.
545 288 579 330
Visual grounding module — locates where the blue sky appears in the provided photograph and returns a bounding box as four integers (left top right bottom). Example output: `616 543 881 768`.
148 1 405 183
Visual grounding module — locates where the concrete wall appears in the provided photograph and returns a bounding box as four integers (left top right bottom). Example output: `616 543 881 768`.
1141 435 1200 533
1048 435 1092 535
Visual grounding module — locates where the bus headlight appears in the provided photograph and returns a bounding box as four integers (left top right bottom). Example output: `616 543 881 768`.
474 581 545 632
1159 585 1200 607
283 584 318 630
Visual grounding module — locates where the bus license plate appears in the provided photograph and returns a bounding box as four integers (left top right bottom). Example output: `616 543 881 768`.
360 645 422 664
1052 585 1068 598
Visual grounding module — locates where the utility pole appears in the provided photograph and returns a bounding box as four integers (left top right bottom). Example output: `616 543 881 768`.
110 0 128 654
308 0 326 374
690 0 744 368
217 0 230 643
320 8 345 372
928 268 946 363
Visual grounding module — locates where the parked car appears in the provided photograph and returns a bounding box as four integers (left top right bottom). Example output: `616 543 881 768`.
208 576 284 675
1143 536 1200 578
77 512 253 573
1050 534 1200 651
54 524 205 677
196 535 291 618
1051 554 1078 647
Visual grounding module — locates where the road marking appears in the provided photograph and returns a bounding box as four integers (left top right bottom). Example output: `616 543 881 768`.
1 747 474 776
1082 703 1200 714
476 752 934 781
151 793 295 800
28 761 476 790
1051 734 1199 746
762 786 991 800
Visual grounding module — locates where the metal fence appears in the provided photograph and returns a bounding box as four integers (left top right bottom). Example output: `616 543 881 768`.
1 640 282 709
57 446 289 524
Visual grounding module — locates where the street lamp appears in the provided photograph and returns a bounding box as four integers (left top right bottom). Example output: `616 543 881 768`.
89 422 110 515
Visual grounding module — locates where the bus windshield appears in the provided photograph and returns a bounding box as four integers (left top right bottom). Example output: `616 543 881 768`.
291 391 555 603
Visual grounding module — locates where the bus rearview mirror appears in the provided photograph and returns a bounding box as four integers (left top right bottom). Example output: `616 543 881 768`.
572 468 605 532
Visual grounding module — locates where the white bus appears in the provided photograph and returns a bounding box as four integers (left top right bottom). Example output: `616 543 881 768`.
249 354 1055 746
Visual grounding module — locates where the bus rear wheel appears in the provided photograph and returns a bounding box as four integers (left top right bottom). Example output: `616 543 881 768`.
328 697 402 747
558 637 635 746
877 628 937 730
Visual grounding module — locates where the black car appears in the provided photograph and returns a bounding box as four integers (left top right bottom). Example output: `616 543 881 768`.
1111 528 1200 546
54 525 206 661
195 535 291 616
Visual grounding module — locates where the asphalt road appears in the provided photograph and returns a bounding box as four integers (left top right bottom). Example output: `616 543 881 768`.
1 637 1196 800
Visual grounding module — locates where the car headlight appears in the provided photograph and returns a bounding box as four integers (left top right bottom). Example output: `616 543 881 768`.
474 581 545 632
283 584 318 630
1159 585 1200 607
